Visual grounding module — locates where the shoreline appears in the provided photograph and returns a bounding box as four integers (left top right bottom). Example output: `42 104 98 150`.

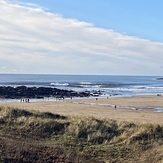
0 95 163 124
0 94 163 112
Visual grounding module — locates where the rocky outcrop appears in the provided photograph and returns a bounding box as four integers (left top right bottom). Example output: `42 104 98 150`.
157 77 163 80
0 86 92 99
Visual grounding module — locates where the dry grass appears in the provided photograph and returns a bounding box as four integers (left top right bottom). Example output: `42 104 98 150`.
0 106 163 163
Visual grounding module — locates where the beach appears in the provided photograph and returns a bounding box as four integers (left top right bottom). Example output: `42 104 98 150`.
1 95 163 124
1 94 163 162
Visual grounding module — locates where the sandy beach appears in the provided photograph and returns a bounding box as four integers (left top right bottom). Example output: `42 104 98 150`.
1 95 163 124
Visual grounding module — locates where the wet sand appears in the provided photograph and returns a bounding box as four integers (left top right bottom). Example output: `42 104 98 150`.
0 95 163 124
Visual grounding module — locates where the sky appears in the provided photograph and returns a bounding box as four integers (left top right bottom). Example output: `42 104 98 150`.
0 0 163 75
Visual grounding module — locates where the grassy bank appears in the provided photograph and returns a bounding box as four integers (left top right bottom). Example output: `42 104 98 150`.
0 106 163 163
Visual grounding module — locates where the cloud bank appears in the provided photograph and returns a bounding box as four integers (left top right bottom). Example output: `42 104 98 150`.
0 0 163 75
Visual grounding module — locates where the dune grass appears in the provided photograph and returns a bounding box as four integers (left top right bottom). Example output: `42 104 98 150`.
0 106 163 163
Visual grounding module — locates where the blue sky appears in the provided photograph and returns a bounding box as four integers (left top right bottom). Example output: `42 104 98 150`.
0 0 163 75
18 0 163 42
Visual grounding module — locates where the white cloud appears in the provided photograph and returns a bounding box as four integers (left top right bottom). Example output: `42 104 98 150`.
0 0 163 75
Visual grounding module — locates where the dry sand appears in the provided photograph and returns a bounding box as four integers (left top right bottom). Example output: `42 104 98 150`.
0 95 163 124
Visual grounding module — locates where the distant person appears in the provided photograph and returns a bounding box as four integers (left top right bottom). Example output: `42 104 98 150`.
115 105 117 109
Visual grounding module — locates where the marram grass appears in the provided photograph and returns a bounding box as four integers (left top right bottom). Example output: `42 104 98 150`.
0 107 163 163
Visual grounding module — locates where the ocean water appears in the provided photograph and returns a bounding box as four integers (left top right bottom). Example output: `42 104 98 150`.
0 74 163 97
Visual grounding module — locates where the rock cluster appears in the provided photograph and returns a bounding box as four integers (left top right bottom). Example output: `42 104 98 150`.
0 86 91 99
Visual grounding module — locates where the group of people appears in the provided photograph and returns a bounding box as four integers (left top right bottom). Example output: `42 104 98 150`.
20 98 30 103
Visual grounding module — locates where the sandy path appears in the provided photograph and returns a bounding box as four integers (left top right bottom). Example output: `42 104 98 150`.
0 95 163 124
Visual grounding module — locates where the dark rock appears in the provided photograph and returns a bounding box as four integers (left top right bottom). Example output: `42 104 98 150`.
0 86 92 99
157 77 163 80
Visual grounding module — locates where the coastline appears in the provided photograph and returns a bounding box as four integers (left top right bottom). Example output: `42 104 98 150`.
0 95 163 124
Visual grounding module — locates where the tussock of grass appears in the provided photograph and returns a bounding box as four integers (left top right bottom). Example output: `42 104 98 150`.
0 107 163 163
129 124 163 142
66 116 119 144
0 107 69 139
36 111 67 119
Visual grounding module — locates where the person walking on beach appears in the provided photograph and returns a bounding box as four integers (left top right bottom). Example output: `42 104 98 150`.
115 105 116 109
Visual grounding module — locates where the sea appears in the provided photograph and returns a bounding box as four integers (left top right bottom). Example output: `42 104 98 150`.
0 74 163 97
